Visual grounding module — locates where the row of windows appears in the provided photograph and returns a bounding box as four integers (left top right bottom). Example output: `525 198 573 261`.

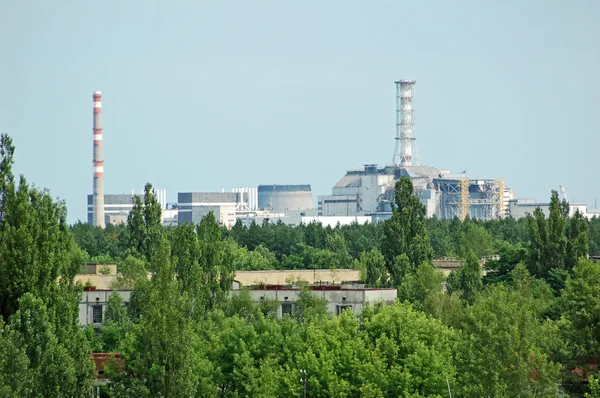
279 303 352 317
91 302 352 326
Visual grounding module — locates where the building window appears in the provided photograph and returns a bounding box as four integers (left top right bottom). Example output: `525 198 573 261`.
336 305 353 315
92 305 103 324
281 303 294 317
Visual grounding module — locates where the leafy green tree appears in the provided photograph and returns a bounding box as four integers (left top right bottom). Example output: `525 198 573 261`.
126 195 146 258
97 292 130 352
381 177 433 269
126 183 163 263
481 215 530 245
388 253 410 288
446 251 483 304
484 241 528 285
559 259 600 361
528 191 568 279
459 218 494 258
8 294 86 397
143 183 163 255
293 288 329 322
360 248 387 287
381 177 433 272
171 223 202 294
456 284 561 397
0 320 33 397
360 302 458 396
117 237 202 397
170 212 235 318
586 375 600 398
325 231 353 267
510 263 555 317
303 221 327 249
397 261 445 310
426 216 455 258
232 244 278 271
0 134 92 394
566 210 589 270
589 216 600 256
339 221 382 259
423 290 464 329
71 221 124 259
114 255 147 289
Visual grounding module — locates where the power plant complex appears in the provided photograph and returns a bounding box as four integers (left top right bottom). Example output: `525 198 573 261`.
318 80 509 221
87 82 598 227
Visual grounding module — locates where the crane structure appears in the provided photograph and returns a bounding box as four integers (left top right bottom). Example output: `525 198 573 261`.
559 185 569 203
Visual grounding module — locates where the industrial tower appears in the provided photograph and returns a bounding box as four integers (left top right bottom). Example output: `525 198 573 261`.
92 91 105 228
392 80 418 167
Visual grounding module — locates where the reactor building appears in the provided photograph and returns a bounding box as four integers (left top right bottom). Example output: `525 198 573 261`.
257 185 314 212
318 80 509 221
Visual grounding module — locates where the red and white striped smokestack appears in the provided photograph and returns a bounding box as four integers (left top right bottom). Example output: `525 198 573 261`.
92 91 105 228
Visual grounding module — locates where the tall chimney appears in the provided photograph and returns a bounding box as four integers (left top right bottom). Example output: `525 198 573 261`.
92 91 105 228
393 80 418 167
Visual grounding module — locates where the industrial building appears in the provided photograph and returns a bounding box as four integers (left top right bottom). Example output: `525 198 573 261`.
87 194 134 226
177 192 240 227
319 80 509 221
257 184 315 212
232 187 258 210
240 214 369 228
319 165 507 221
87 189 169 226
507 198 592 219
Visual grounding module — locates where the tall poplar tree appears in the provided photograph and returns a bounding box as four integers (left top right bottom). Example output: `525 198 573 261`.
381 176 433 277
527 191 568 279
0 133 92 395
126 183 163 264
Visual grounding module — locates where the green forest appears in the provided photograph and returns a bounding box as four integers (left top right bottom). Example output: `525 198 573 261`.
1 132 600 397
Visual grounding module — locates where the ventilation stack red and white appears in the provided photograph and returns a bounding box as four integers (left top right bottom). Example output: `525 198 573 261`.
92 91 105 228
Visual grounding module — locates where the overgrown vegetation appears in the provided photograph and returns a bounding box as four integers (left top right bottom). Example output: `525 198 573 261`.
1 132 600 396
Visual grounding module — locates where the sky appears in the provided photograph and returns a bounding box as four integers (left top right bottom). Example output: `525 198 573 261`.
0 1 598 224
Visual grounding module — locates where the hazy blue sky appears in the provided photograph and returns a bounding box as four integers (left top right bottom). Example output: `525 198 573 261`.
1 1 598 223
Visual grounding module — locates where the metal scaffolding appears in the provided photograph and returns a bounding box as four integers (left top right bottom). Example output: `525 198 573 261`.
434 177 505 220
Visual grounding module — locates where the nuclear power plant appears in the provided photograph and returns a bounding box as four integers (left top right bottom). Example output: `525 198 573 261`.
86 83 509 228
87 81 600 227
318 80 509 221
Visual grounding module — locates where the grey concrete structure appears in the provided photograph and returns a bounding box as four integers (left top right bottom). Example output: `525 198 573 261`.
231 287 397 317
320 164 507 220
178 192 240 227
257 185 314 211
507 198 589 219
87 194 135 225
76 267 393 326
79 289 132 326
